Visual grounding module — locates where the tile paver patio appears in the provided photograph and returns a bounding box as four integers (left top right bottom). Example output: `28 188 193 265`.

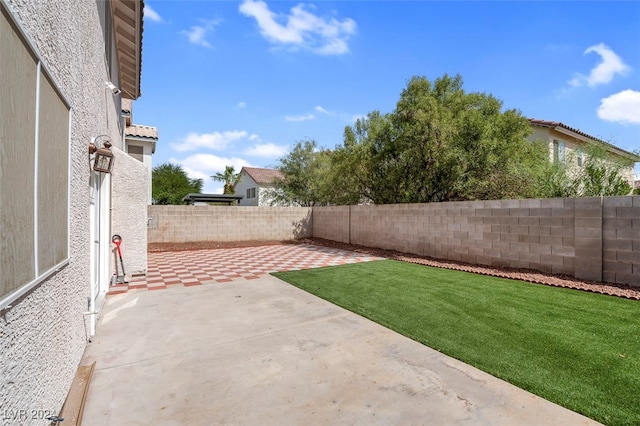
109 244 384 294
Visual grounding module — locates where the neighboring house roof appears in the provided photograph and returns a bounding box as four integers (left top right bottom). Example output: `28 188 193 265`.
241 167 284 185
528 118 640 161
182 193 243 205
111 0 143 99
126 124 158 140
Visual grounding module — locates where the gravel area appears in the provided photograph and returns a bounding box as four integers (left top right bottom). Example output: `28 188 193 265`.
148 238 640 301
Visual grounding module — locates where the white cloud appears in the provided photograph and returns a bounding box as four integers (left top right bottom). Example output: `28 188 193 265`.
568 43 630 88
285 113 315 122
315 105 331 114
237 101 247 109
244 143 289 157
181 19 221 48
239 0 356 55
597 89 640 124
171 154 253 193
173 130 248 152
144 4 162 22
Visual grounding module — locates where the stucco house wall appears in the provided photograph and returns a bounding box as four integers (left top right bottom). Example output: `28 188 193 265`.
0 0 137 420
528 124 637 184
111 149 148 277
234 167 288 206
235 172 259 206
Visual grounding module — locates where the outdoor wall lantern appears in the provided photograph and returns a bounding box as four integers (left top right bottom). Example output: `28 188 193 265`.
88 135 115 174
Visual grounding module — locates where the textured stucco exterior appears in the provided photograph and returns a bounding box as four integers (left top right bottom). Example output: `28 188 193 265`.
148 206 312 243
111 149 148 276
125 133 156 205
0 0 124 421
235 170 286 206
234 171 259 206
528 126 637 184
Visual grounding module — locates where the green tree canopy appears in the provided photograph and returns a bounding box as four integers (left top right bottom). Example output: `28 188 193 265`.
334 74 545 203
275 74 634 206
211 165 242 195
539 143 633 198
271 140 362 206
152 162 203 205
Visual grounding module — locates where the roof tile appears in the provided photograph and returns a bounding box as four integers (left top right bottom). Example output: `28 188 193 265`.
242 167 284 185
528 118 639 160
126 124 158 140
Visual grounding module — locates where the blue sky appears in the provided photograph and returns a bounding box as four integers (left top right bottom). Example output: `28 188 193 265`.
135 1 640 193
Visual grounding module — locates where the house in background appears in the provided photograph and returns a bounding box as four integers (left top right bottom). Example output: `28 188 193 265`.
528 119 639 184
1 0 148 417
122 98 158 205
235 167 285 206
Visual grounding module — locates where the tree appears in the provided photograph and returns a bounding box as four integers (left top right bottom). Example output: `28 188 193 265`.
211 165 242 195
334 74 543 204
152 163 203 205
539 143 633 198
271 140 332 206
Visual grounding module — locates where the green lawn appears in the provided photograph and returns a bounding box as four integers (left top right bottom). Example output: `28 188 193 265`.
273 260 640 426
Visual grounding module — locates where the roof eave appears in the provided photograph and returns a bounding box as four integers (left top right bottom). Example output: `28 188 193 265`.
529 119 640 162
112 0 143 99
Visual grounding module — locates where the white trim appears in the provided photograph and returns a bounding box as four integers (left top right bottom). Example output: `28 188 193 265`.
67 108 73 260
0 0 71 109
33 62 41 277
0 260 69 311
0 1 71 311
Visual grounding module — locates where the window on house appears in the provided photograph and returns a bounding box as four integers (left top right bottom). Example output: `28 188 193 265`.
246 188 256 199
553 139 566 163
1 4 70 308
577 147 583 167
127 145 144 162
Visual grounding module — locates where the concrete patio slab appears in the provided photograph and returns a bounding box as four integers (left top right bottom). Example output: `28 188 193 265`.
82 275 600 425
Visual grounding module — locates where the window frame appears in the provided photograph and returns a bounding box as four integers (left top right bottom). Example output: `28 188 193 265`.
0 0 72 311
127 144 144 162
577 147 583 167
553 139 566 164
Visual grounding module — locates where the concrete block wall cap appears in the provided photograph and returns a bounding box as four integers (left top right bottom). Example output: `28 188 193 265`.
603 197 633 207
540 198 565 208
574 197 602 207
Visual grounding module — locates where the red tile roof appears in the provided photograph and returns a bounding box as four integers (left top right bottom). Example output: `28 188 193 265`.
126 124 158 140
242 167 284 185
528 118 639 160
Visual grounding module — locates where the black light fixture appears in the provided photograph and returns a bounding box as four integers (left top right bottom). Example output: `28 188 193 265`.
88 135 115 174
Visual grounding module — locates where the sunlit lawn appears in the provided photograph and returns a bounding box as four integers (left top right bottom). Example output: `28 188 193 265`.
273 260 640 426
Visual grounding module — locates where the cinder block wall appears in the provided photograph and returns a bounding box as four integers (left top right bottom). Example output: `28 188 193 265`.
310 206 350 243
148 206 313 243
313 196 640 286
602 197 640 285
